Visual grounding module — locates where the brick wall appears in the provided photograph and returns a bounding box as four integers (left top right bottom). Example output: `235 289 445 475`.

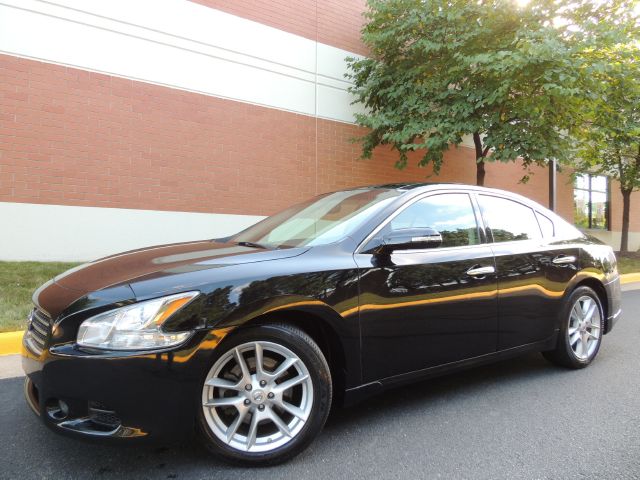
0 53 582 222
610 181 640 232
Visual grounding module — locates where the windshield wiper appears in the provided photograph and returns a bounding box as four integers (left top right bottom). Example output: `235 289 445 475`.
237 241 268 249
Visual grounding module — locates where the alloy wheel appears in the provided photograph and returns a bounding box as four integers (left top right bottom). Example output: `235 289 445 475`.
202 341 314 453
568 295 602 360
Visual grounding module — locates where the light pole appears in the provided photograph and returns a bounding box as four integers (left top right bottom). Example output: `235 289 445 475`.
548 158 557 211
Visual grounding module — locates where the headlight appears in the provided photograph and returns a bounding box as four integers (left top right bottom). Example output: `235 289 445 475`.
77 292 199 350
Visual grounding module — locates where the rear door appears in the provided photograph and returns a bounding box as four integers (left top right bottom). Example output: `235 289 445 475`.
476 194 579 350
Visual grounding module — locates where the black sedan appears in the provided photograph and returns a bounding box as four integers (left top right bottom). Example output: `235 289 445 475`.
22 183 621 465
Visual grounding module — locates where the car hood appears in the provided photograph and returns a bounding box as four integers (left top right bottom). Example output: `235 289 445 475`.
54 240 309 295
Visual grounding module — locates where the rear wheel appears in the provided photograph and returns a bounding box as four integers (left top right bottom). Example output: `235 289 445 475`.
197 324 332 466
542 286 603 369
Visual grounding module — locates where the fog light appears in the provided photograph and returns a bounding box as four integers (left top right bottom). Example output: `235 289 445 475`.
45 398 69 421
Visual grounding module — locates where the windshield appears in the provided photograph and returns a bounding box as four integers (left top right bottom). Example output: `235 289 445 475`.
230 188 401 248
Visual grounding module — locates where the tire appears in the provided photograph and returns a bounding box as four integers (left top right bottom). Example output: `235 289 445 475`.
197 323 332 466
542 286 604 369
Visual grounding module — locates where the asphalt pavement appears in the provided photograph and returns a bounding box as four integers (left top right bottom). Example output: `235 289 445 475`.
1 290 639 480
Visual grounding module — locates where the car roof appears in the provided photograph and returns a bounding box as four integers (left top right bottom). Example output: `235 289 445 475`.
347 182 553 215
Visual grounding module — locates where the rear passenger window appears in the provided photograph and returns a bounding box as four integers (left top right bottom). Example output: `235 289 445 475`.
536 212 554 238
385 193 480 248
479 195 541 242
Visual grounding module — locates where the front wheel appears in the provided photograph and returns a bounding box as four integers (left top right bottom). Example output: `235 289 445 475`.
542 286 604 369
197 324 332 466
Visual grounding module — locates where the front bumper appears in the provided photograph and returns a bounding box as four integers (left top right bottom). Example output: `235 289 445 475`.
607 307 622 333
21 329 228 442
604 275 622 334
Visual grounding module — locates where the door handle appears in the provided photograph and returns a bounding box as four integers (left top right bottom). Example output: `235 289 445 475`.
466 266 495 276
552 255 576 265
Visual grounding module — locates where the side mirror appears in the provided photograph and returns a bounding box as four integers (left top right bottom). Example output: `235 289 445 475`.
377 227 442 253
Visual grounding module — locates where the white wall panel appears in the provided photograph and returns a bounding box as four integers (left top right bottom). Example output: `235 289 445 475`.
0 202 264 262
0 0 362 122
41 0 318 73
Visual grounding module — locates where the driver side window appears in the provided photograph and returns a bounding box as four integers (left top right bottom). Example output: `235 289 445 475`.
383 193 480 248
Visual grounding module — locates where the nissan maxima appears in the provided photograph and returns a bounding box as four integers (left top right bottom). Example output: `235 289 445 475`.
22 183 621 465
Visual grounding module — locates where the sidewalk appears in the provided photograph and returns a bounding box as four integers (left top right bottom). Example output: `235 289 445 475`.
2 274 640 358
0 354 22 380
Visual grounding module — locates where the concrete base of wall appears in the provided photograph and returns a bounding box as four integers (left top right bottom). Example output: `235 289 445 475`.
0 202 264 262
581 229 640 252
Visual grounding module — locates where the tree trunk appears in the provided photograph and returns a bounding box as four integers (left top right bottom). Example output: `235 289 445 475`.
472 132 486 186
476 160 486 187
621 188 632 253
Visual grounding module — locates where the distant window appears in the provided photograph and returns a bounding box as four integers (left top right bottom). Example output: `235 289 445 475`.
536 212 555 238
574 174 608 230
384 193 480 248
479 195 541 242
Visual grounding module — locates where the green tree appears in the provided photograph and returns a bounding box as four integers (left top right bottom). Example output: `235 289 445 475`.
346 0 624 186
576 43 640 252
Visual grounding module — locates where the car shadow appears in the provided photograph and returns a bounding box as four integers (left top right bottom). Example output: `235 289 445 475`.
325 351 557 431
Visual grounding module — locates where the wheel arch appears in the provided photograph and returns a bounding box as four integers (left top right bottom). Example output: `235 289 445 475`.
215 297 357 405
564 274 609 331
249 310 348 404
571 277 609 325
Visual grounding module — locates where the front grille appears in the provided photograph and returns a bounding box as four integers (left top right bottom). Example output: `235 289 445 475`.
26 308 52 355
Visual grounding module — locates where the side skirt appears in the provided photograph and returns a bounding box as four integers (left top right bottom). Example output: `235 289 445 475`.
343 333 558 406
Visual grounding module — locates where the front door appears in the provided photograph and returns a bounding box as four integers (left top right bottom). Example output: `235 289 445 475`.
354 192 498 383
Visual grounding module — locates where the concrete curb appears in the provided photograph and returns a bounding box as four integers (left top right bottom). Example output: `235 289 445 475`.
0 331 23 357
1 274 639 356
620 273 640 284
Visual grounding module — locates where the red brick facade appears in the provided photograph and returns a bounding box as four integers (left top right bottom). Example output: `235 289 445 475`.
0 52 580 222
